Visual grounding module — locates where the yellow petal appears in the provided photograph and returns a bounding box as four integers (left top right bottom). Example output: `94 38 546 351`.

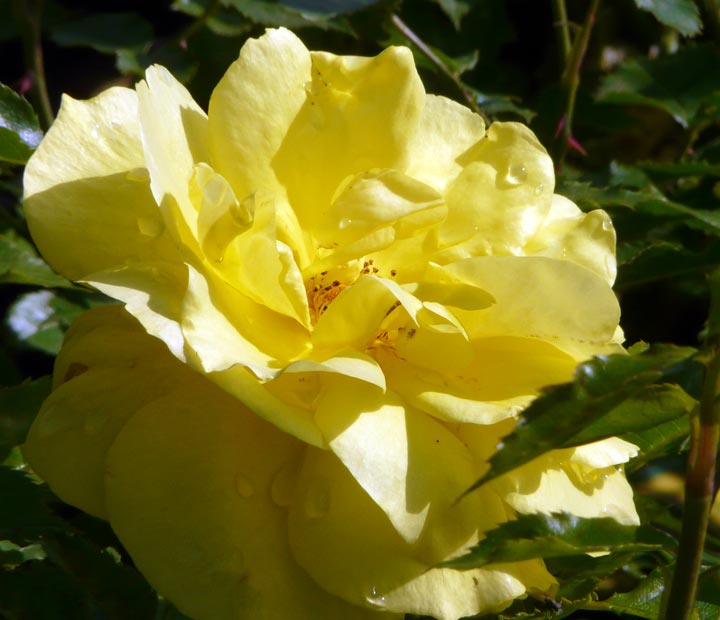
525 194 617 285
440 122 554 253
405 94 486 192
444 256 620 355
380 561 555 620
208 29 309 203
23 306 197 518
23 88 180 281
311 275 404 354
224 191 310 326
314 168 444 248
181 264 308 376
273 45 425 231
569 438 639 469
136 65 209 245
104 380 379 620
208 28 310 260
86 261 188 361
493 452 640 526
314 380 500 544
287 441 539 620
378 336 578 425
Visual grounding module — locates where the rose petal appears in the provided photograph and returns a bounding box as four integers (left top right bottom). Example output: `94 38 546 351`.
525 194 617 285
439 122 554 253
23 306 198 518
313 379 501 544
136 65 209 245
104 381 381 620
23 88 181 281
273 45 425 231
378 335 578 425
405 94 486 192
444 256 620 356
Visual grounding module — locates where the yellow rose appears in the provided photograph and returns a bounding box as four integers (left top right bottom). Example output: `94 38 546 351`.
22 28 639 620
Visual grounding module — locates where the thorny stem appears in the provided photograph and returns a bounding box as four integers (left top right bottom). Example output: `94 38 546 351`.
555 0 599 168
550 0 572 63
389 14 484 120
661 270 720 620
13 0 53 129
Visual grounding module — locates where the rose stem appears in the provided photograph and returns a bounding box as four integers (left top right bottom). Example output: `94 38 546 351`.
555 0 599 169
662 269 720 620
12 0 54 129
550 0 571 63
389 13 485 121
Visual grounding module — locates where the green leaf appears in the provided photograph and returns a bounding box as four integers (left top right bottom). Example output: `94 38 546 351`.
473 89 536 123
40 531 157 620
467 344 696 491
50 12 154 53
0 376 51 461
0 82 42 165
558 178 720 235
0 227 71 288
431 0 472 30
638 160 720 178
597 44 720 128
0 540 46 565
442 513 675 570
623 416 691 472
0 467 63 543
569 383 696 446
221 0 353 32
617 241 720 290
171 0 251 37
633 0 702 37
279 0 381 15
6 290 90 355
591 568 667 619
0 559 91 620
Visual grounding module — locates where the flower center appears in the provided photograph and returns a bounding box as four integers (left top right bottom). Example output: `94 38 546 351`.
305 258 398 326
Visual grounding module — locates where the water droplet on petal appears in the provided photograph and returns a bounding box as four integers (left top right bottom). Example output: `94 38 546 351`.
137 214 165 238
504 163 527 186
271 460 298 507
534 183 544 196
234 473 255 498
339 218 353 230
366 586 387 607
91 123 100 139
602 218 613 232
304 479 330 519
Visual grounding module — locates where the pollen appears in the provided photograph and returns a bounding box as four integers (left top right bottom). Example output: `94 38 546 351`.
305 258 399 326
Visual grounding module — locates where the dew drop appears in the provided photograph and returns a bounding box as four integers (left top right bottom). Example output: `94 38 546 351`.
234 473 255 498
304 479 330 519
339 218 353 230
602 218 613 232
91 123 100 140
271 460 298 507
137 215 165 238
366 586 387 607
504 163 527 186
534 183 544 196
